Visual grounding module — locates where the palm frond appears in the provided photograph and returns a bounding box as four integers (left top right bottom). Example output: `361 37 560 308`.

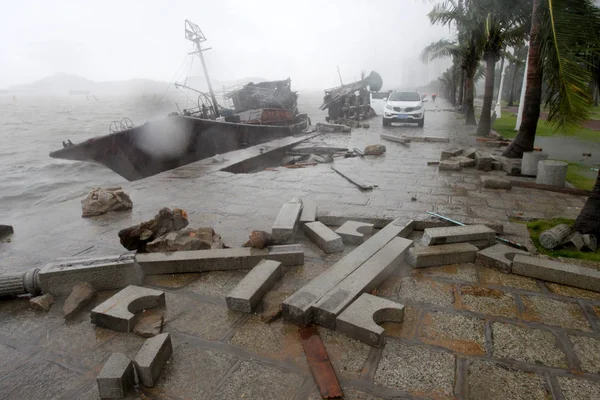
474 63 486 82
421 39 461 63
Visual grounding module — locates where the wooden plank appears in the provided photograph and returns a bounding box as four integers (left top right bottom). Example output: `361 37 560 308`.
510 180 590 196
299 326 343 399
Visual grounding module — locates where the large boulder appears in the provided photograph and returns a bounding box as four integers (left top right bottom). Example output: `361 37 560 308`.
81 187 133 218
118 208 189 251
63 282 97 319
146 227 224 253
364 144 386 156
243 230 278 249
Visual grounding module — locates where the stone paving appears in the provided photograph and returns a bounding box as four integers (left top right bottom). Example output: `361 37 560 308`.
1 101 599 399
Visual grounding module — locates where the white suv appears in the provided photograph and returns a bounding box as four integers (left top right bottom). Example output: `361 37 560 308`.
382 91 425 127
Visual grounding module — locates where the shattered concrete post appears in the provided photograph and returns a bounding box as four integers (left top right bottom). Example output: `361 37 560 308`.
133 333 173 387
512 255 600 292
0 268 40 297
440 148 463 160
303 221 344 254
299 199 317 224
335 221 375 245
475 243 529 273
536 160 568 187
97 353 135 399
226 260 282 312
271 199 303 244
407 243 478 268
422 225 496 247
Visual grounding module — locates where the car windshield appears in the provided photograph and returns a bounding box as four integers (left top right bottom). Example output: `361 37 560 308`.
389 92 421 101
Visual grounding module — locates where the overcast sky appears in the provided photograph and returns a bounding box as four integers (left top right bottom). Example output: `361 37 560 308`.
0 0 451 90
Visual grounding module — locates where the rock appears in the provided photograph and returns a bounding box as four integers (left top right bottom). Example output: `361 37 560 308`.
362 123 370 129
448 155 476 167
81 187 133 218
63 282 97 319
211 154 225 163
481 176 512 189
133 314 164 338
439 160 462 171
364 144 386 156
0 225 13 238
118 208 189 251
146 227 224 253
243 230 278 249
30 294 54 311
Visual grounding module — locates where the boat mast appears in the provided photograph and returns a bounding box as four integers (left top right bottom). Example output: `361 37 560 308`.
184 19 220 117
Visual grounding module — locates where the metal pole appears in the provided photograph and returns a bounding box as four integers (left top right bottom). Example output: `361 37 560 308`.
494 57 507 118
337 66 343 86
195 41 220 118
515 51 529 131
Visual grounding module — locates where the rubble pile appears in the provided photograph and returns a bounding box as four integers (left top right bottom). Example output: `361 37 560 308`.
117 207 189 251
81 187 133 218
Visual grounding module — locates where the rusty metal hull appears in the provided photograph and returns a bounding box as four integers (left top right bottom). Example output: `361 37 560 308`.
49 115 309 181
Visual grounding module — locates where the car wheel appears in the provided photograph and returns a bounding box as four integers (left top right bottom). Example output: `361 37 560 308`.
418 117 424 127
383 118 390 127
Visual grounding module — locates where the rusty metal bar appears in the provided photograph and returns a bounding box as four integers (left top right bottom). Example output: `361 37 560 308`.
299 326 343 399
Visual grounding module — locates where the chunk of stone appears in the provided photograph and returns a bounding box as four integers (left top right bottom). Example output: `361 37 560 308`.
335 221 375 245
336 293 405 348
316 122 350 133
423 225 496 247
476 151 493 171
38 254 141 297
448 155 476 167
494 155 521 175
380 133 409 144
63 282 97 319
582 234 598 252
133 315 164 338
463 148 477 159
303 221 344 254
481 176 512 190
475 244 529 273
226 260 282 312
136 245 303 274
313 237 412 329
133 333 173 387
243 230 277 249
146 227 223 252
539 224 573 250
118 208 189 251
29 293 54 311
271 201 303 244
299 199 317 224
441 148 463 160
439 160 462 171
0 224 14 238
492 161 502 170
566 231 584 250
91 285 166 332
97 353 134 399
363 144 386 156
512 254 600 292
283 218 414 326
536 160 568 187
81 187 133 218
407 243 478 268
521 152 548 176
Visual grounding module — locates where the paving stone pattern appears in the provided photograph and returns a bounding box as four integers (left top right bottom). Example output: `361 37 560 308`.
0 101 597 399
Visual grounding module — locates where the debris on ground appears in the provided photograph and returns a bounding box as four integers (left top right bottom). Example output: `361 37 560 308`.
363 144 386 156
133 333 173 387
29 293 54 311
81 187 133 218
64 282 97 319
0 224 13 238
146 227 224 252
315 122 351 133
380 133 410 145
243 230 278 249
481 176 512 190
226 260 282 312
96 352 135 399
133 314 164 338
439 160 461 171
299 326 344 399
539 224 596 252
332 166 374 191
320 70 381 124
118 208 189 251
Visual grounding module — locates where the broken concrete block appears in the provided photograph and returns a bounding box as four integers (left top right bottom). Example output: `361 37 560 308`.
64 282 97 319
380 133 409 144
476 151 493 171
583 234 598 252
38 254 141 296
475 244 529 273
0 224 13 238
492 161 502 170
423 225 496 247
441 148 463 160
463 148 477 159
133 333 173 387
462 218 504 234
271 201 303 244
566 231 585 251
29 293 54 311
407 243 478 268
449 156 476 167
512 254 600 292
303 221 344 254
313 237 412 329
136 245 303 275
439 160 462 171
226 260 282 312
91 285 166 332
493 155 521 175
481 176 512 190
133 315 164 338
336 293 405 348
97 353 134 399
299 199 317 224
335 221 375 245
283 218 414 326
243 230 277 249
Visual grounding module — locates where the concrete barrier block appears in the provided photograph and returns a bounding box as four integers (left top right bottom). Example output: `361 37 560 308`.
91 285 166 332
303 221 344 254
448 155 476 167
133 333 173 387
476 244 529 273
441 148 463 160
97 353 134 399
336 293 404 347
313 237 412 329
299 199 317 224
226 260 282 312
335 221 375 245
439 160 462 171
381 133 410 144
512 255 600 292
423 225 496 247
407 243 478 268
272 201 303 243
136 245 303 275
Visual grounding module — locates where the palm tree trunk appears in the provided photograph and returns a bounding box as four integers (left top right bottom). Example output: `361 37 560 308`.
503 0 544 158
574 170 600 237
507 63 519 107
477 55 497 136
465 70 477 125
458 69 465 110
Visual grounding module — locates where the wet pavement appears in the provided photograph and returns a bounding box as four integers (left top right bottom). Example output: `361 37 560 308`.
1 101 599 399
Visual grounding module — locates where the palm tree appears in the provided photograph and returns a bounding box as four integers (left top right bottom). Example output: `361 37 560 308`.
506 46 528 106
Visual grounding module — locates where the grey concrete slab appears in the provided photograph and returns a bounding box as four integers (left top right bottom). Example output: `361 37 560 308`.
299 199 317 224
407 243 478 268
381 133 410 144
476 244 529 273
336 293 405 347
313 236 412 329
481 176 512 190
476 151 493 171
91 285 166 332
303 221 344 254
512 254 600 292
135 245 303 275
226 260 282 312
440 148 463 160
96 352 134 399
335 220 375 245
133 333 173 387
271 201 303 243
282 218 414 326
422 224 496 247
38 254 142 296
439 160 462 171
449 155 476 167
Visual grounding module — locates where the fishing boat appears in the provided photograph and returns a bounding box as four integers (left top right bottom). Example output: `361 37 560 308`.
50 20 310 181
